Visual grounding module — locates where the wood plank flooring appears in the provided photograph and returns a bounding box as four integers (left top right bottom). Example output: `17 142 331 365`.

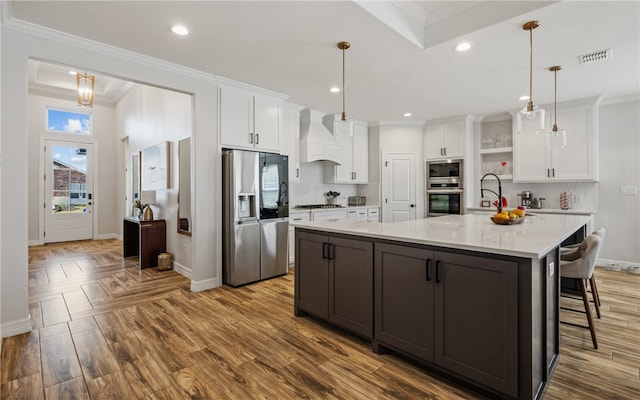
2 239 639 399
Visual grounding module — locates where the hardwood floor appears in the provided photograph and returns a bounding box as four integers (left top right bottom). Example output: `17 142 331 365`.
2 239 639 399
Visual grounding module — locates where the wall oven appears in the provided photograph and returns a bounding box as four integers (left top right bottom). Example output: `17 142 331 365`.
426 160 464 217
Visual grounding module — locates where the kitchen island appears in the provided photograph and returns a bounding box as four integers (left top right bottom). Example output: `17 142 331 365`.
293 213 590 400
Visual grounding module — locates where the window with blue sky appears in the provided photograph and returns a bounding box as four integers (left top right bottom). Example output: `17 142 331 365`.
47 108 91 134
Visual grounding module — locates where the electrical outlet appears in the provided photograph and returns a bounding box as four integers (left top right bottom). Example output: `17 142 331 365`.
620 186 638 196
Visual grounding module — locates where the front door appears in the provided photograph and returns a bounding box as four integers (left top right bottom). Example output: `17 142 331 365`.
382 153 416 223
44 140 94 243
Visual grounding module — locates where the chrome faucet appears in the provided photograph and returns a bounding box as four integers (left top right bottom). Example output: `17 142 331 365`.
480 173 503 213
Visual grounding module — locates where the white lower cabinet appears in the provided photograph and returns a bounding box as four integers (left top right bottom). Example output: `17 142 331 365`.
288 211 311 265
347 208 368 221
311 209 348 221
367 208 380 222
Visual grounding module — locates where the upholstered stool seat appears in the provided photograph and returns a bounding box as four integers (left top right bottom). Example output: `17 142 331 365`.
560 232 604 349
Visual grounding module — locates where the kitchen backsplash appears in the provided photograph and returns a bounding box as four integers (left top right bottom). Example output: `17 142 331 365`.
290 162 360 206
477 181 598 211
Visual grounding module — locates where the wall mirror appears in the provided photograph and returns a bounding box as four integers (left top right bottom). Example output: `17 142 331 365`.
178 137 192 235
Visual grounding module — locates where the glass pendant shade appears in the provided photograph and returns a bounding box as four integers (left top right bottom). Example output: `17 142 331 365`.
546 125 567 148
517 106 546 134
546 65 568 148
333 116 352 137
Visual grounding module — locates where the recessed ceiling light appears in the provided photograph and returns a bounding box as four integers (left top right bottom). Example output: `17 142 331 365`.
172 25 189 36
329 86 340 93
403 112 412 117
519 95 530 101
69 71 77 75
455 41 473 52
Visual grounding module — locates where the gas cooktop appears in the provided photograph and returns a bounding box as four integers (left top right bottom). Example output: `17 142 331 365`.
294 204 343 209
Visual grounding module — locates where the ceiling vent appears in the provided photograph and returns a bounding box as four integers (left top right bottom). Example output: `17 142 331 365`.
578 48 612 64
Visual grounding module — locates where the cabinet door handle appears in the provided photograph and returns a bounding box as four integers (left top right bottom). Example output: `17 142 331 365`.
256 133 259 144
249 133 254 144
444 147 447 156
426 259 431 281
328 243 335 260
322 242 329 259
296 168 299 178
435 260 441 283
440 148 443 156
552 168 555 177
547 168 550 178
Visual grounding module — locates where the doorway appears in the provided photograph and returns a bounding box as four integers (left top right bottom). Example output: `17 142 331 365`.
382 153 416 223
43 140 94 243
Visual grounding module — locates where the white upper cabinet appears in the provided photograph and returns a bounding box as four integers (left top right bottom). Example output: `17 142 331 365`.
424 116 469 160
219 81 285 153
513 97 599 182
282 102 304 182
324 119 369 184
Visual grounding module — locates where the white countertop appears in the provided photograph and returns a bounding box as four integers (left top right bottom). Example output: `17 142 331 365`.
292 213 591 259
467 207 595 216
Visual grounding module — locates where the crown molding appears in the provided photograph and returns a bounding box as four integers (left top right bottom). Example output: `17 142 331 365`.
370 120 426 127
1 11 216 84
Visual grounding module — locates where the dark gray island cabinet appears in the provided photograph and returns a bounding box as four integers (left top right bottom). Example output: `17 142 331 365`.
294 230 373 338
293 213 590 400
374 243 519 397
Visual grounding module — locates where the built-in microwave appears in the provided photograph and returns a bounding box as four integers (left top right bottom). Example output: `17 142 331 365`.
427 160 463 184
426 160 463 216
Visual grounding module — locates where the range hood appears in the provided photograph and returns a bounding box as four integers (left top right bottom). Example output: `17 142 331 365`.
300 109 343 164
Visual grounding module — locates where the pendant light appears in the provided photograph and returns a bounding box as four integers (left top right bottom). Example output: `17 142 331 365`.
546 66 567 148
517 21 545 134
77 73 95 107
334 41 352 136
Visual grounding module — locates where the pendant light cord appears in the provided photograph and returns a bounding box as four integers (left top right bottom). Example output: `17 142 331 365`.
342 45 346 121
528 27 534 111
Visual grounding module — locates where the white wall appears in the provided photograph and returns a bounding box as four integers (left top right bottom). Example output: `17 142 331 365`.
115 84 193 274
1 21 219 337
369 121 426 219
595 99 640 267
27 93 118 243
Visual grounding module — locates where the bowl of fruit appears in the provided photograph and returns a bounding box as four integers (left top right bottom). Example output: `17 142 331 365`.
490 208 526 225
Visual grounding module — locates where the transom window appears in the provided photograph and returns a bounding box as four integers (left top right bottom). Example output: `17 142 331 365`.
47 108 92 134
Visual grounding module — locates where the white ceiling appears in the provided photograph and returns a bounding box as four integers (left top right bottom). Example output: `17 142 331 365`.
9 1 640 122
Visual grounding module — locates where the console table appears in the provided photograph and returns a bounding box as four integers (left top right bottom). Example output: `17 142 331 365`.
123 217 166 269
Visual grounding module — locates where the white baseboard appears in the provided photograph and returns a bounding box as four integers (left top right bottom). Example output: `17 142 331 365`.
95 233 119 240
190 277 221 292
598 258 640 272
172 261 192 279
1 316 32 338
28 239 43 246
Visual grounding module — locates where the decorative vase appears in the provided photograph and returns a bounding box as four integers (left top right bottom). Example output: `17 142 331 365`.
143 206 154 221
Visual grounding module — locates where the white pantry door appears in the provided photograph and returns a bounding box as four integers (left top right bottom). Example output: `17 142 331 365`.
44 140 94 243
382 153 416 223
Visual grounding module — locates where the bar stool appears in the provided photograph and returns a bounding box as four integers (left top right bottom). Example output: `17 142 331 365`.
560 233 604 349
561 228 605 315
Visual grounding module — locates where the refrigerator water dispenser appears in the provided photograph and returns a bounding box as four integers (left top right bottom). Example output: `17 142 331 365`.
237 194 255 219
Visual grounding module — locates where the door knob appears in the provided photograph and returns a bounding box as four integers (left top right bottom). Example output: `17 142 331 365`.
410 204 415 208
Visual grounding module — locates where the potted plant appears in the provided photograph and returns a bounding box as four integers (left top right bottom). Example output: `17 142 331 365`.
134 200 149 219
325 190 340 204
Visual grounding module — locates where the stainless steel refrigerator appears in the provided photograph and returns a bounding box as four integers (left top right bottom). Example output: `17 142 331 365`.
222 149 289 287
